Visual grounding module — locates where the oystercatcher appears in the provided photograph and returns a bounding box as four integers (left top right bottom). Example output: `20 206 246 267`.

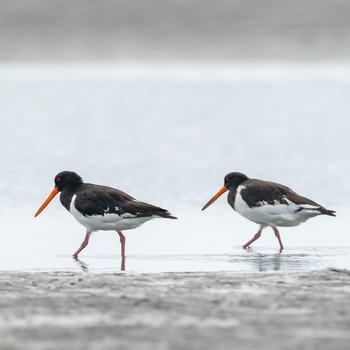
202 172 336 250
35 171 177 259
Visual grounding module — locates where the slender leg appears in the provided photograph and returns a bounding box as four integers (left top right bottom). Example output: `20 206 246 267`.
117 230 126 258
243 226 263 249
272 227 284 251
73 232 90 258
121 256 125 271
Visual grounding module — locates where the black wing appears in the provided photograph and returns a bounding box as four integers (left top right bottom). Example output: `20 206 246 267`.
240 180 319 207
74 184 177 219
240 179 335 216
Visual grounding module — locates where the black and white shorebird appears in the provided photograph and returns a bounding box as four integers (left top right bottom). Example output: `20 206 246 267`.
202 172 336 250
35 171 177 262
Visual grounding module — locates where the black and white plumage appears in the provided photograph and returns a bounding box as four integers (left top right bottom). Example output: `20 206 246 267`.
35 171 177 261
202 172 336 250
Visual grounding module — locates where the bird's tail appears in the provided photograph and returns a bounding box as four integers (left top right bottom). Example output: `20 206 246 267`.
320 208 336 217
157 208 177 219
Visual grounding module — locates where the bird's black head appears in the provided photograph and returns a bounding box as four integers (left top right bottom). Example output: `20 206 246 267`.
54 171 83 192
202 172 249 211
35 171 84 217
223 172 249 190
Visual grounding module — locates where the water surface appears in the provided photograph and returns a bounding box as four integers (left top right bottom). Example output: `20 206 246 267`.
1 63 349 272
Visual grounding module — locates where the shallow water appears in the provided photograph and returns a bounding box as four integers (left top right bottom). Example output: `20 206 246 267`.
1 63 349 272
1 247 350 273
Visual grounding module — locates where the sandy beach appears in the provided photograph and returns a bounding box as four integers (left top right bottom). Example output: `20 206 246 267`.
0 269 349 350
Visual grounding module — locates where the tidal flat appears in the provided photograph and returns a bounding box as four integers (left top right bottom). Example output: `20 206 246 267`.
0 269 349 350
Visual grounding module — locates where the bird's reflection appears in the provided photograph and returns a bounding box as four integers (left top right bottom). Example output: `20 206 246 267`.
255 252 282 271
242 248 282 271
235 247 321 272
73 256 89 272
72 256 126 272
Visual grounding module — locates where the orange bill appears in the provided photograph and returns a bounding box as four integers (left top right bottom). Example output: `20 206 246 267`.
201 186 228 211
34 187 59 217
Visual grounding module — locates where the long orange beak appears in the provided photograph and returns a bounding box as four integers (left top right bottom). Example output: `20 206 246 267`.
201 186 228 211
34 187 59 217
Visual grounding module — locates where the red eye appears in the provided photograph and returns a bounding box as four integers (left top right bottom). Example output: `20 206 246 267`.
56 177 61 182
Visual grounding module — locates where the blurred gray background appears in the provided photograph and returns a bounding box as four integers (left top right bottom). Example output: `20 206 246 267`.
1 0 350 61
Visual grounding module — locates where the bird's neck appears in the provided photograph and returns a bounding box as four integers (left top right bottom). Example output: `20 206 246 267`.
60 184 82 211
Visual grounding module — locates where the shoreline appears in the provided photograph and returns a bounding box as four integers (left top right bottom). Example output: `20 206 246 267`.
1 269 349 349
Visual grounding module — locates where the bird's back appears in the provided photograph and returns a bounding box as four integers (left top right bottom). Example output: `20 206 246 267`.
74 183 177 219
230 179 335 227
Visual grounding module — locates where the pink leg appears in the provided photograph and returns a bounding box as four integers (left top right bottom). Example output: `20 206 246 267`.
117 231 126 258
73 233 90 258
121 256 125 271
272 227 284 251
243 228 263 249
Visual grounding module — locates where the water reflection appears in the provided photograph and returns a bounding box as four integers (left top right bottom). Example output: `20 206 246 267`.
2 248 348 273
73 256 126 272
237 249 282 271
66 247 349 273
228 247 338 272
73 257 89 272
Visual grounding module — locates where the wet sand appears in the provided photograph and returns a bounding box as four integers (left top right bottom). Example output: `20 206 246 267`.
1 269 349 349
